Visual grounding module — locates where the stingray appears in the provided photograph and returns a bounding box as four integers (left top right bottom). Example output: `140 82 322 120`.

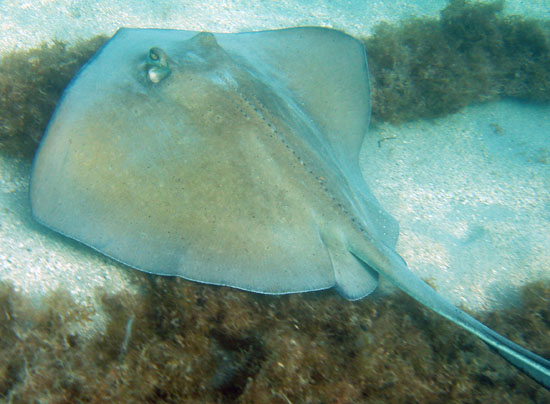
29 27 549 388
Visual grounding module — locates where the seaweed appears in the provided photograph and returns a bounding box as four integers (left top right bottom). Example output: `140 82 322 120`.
364 0 550 123
0 277 548 403
0 35 107 158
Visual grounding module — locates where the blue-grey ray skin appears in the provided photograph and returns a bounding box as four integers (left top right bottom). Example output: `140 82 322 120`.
29 27 549 388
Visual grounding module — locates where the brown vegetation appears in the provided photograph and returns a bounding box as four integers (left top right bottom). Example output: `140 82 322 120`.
365 0 550 123
1 277 549 403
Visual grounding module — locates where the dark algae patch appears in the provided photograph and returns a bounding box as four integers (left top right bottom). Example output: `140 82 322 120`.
364 0 550 123
0 278 549 403
0 35 107 157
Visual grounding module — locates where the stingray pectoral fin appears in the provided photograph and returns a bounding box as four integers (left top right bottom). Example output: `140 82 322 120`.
218 27 370 166
352 241 550 389
31 164 338 296
170 222 337 295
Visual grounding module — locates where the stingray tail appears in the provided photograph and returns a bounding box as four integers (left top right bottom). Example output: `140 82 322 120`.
351 242 550 389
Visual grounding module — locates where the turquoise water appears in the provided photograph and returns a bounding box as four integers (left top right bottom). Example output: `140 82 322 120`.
0 0 549 402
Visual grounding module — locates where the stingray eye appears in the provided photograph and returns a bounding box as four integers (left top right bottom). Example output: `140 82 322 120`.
149 48 160 60
146 47 171 84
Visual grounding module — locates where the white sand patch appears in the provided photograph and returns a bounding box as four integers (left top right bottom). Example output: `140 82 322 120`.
361 99 550 311
1 0 548 52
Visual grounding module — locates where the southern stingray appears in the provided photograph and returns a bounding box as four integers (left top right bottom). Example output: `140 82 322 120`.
29 27 550 388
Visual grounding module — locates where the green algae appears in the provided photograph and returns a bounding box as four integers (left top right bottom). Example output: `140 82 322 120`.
0 35 107 158
0 278 548 403
364 0 550 123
